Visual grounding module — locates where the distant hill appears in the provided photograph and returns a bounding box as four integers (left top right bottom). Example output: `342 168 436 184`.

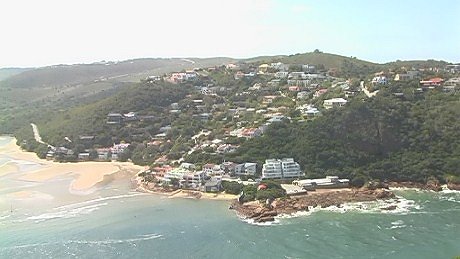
0 57 234 113
245 52 383 77
277 52 379 68
0 67 32 81
0 57 234 89
384 59 449 70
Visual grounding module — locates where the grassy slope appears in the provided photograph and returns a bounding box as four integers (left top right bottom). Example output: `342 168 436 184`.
0 57 233 113
0 57 233 89
245 52 380 68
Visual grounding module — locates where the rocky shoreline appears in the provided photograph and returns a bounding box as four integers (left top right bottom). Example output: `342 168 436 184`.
230 188 395 223
388 181 460 192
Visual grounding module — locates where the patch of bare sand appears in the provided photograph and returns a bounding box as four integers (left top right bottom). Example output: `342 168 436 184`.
0 162 19 176
21 162 143 191
2 138 143 192
0 139 44 163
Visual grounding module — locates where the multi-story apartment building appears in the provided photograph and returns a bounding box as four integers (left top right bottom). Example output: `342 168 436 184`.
261 158 302 179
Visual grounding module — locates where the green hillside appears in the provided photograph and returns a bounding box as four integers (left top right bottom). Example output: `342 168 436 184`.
0 57 233 130
228 87 460 183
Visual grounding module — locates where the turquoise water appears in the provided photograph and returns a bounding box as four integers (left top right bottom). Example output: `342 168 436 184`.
1 136 459 258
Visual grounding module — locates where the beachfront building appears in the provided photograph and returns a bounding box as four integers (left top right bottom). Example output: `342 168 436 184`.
164 167 189 182
293 176 350 190
110 143 130 160
183 171 206 189
202 177 222 192
281 158 302 178
234 163 257 177
203 163 223 176
261 158 302 179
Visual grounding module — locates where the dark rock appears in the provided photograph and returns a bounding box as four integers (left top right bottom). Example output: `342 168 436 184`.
257 216 275 223
375 189 395 199
447 183 460 191
381 205 397 210
425 179 442 192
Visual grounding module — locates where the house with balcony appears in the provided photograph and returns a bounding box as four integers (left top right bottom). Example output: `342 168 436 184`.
261 158 302 179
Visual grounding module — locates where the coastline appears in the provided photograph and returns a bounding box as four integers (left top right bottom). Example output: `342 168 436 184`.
230 188 396 223
134 177 238 201
0 137 143 192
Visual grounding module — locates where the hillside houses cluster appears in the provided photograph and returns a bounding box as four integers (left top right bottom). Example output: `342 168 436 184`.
45 57 460 186
46 142 130 161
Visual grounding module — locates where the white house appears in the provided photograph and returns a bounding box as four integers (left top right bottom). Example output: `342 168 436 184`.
183 171 206 189
275 71 289 79
323 98 348 109
371 76 388 85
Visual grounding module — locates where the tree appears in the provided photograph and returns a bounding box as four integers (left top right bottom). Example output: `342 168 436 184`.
89 149 98 160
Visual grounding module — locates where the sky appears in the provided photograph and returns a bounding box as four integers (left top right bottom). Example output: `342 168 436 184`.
1 0 459 68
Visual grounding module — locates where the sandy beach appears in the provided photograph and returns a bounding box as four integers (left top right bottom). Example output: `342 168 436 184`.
1 138 143 192
135 180 238 201
168 189 238 200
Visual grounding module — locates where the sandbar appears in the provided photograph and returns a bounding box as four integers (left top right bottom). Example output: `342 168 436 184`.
1 138 143 192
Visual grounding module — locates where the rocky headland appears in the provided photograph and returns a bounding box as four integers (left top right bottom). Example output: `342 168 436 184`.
230 188 395 223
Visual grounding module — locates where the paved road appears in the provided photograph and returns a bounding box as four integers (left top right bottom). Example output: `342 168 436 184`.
31 123 54 148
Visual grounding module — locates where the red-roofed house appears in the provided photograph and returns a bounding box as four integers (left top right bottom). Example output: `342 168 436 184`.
420 77 444 86
241 128 262 138
288 86 301 92
152 165 173 177
313 88 328 98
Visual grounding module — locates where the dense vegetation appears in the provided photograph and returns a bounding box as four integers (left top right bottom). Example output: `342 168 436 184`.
222 180 286 202
229 86 460 184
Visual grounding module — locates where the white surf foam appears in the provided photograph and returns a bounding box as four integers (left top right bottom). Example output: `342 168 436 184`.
439 196 460 204
291 196 420 216
0 234 163 251
27 202 108 222
68 233 163 245
53 193 145 211
388 220 406 229
242 217 280 226
0 214 11 220
240 196 421 225
439 185 460 194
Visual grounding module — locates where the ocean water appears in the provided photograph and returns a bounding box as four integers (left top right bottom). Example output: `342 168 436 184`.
1 137 459 258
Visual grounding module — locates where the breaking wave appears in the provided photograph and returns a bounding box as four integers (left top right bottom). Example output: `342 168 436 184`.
1 233 163 251
26 193 145 223
268 196 422 224
27 203 108 222
53 192 145 211
242 217 280 226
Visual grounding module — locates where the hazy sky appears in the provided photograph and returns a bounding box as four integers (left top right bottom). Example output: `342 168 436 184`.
1 0 459 68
